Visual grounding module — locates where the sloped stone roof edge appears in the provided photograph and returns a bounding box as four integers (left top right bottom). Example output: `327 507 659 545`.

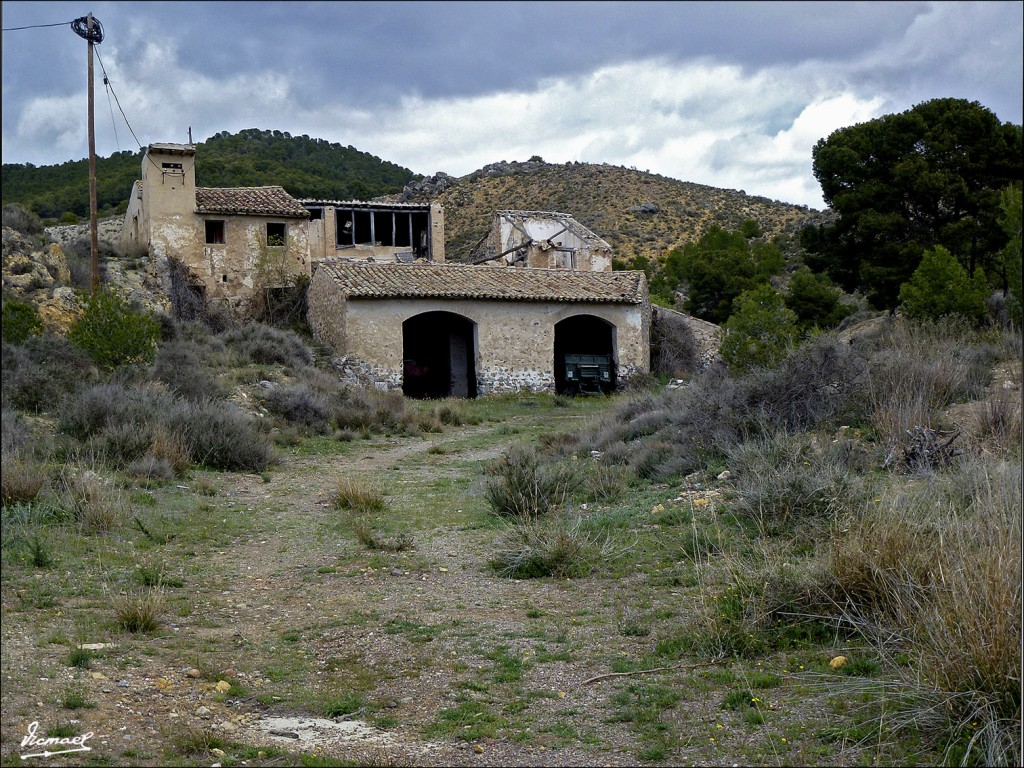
314 260 647 304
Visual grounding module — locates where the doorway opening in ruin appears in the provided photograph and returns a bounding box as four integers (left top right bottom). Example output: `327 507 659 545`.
554 315 616 395
402 311 477 399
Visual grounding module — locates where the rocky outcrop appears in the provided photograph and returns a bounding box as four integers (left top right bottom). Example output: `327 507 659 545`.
2 219 172 333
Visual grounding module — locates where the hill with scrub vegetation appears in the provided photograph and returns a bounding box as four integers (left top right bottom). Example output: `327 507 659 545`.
395 159 830 268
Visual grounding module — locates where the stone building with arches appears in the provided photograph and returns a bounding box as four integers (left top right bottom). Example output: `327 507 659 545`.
306 261 650 396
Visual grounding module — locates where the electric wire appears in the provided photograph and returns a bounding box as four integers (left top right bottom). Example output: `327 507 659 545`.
94 48 145 153
1 20 76 32
103 74 121 152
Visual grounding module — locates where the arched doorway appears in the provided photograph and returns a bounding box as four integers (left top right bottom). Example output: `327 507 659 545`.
402 311 477 398
554 315 616 395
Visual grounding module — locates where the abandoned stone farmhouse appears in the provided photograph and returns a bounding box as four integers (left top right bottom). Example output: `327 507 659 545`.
121 142 652 397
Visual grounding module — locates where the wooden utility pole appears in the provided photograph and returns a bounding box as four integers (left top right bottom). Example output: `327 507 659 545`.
87 12 99 293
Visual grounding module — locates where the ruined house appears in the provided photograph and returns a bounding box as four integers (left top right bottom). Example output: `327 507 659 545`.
307 261 650 396
472 210 613 271
120 143 311 308
302 200 445 264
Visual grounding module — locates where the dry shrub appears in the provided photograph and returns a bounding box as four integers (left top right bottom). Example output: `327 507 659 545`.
582 460 631 502
1 452 47 507
148 427 191 476
56 467 122 532
727 431 858 536
490 514 601 579
484 445 578 520
113 588 165 633
974 392 1022 456
431 400 465 426
262 382 331 429
222 323 312 368
865 318 996 450
333 476 386 514
650 307 699 377
162 399 273 471
349 516 413 552
828 459 1022 765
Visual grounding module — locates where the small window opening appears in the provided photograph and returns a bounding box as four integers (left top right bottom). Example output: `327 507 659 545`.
222 274 228 283
162 162 182 170
267 222 286 246
205 220 225 244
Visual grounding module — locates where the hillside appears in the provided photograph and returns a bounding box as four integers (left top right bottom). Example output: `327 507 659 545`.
395 160 833 265
4 130 834 271
0 129 418 221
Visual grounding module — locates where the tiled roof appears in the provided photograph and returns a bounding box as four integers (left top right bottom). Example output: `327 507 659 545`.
195 187 309 218
300 199 432 210
315 261 647 304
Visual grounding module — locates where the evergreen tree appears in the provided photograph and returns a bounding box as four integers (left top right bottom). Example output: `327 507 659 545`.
898 245 989 323
803 98 1022 308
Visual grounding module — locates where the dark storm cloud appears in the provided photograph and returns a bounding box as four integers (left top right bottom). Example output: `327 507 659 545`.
2 1 1020 206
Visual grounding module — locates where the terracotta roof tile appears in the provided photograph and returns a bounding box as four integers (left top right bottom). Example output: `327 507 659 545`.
316 261 647 304
195 186 309 218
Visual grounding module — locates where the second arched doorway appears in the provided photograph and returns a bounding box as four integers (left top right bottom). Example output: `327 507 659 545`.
554 315 616 395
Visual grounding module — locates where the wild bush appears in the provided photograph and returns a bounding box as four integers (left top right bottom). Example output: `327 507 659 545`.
899 245 989 324
720 284 799 373
88 420 155 467
113 588 165 633
161 399 273 471
490 515 600 579
332 476 386 514
2 203 44 236
650 308 699 377
827 459 1021 766
222 323 312 368
152 339 224 401
262 383 331 429
59 382 174 441
484 445 578 520
0 452 48 507
865 318 996 448
726 431 860 537
55 468 122 533
1 298 44 344
744 333 869 432
69 289 160 370
2 407 32 455
2 334 96 412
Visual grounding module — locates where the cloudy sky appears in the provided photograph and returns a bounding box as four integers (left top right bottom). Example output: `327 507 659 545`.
2 1 1021 209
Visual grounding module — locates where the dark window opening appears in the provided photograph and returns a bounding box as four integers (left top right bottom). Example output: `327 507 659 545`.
222 274 228 283
267 222 286 246
411 212 430 258
336 212 354 246
205 220 225 244
353 210 372 244
162 162 182 170
308 207 323 220
402 311 477 399
554 315 616 395
394 212 412 248
373 211 394 246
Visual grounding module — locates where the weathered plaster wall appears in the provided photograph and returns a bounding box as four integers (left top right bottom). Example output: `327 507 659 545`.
308 285 650 393
488 213 612 272
198 217 310 304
